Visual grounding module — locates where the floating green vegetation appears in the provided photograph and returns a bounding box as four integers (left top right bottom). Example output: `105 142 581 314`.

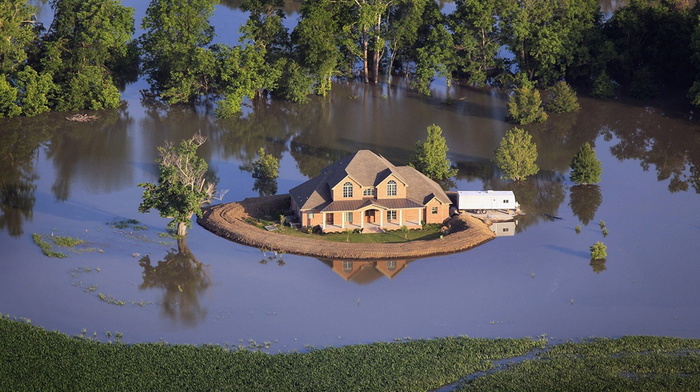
33 233 95 258
52 236 84 247
108 218 142 230
97 293 126 306
32 233 67 258
97 293 151 307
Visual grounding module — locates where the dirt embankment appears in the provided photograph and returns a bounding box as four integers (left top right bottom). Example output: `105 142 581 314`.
197 194 495 260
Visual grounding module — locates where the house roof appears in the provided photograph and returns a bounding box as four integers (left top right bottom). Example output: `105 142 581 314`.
289 150 451 211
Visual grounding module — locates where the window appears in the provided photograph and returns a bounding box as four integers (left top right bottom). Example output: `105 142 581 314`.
502 228 509 233
343 182 353 198
343 260 353 272
387 180 397 196
431 206 438 214
387 210 397 220
363 188 375 197
387 260 396 271
308 212 314 219
503 199 509 204
344 211 353 223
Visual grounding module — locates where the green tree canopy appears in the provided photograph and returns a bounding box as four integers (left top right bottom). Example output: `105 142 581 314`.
545 81 580 113
0 0 40 75
140 0 217 104
138 133 222 237
493 127 539 181
569 142 602 185
507 83 548 125
409 124 457 182
41 0 135 111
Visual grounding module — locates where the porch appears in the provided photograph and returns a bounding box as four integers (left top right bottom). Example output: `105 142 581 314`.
320 207 423 233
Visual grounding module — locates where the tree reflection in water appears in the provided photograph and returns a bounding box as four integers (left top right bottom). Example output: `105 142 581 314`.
0 117 50 236
138 238 211 326
569 185 603 226
590 259 607 274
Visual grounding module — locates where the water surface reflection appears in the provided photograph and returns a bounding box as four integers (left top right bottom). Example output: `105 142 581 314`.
138 239 211 327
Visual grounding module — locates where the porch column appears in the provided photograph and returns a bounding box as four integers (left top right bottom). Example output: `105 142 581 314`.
419 208 422 225
380 210 384 228
341 212 345 229
322 212 326 230
399 209 403 226
361 211 364 229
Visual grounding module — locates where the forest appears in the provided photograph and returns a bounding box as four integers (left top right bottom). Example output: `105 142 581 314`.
1 0 700 118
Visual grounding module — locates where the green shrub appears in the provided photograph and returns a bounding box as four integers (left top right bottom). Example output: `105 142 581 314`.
590 241 607 260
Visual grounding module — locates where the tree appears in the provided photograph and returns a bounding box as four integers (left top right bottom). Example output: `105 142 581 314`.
448 0 500 86
409 124 457 181
498 0 600 85
250 147 279 196
590 241 607 260
493 127 539 181
545 81 580 113
507 82 548 124
251 147 280 181
292 0 345 96
570 142 602 185
41 0 135 111
139 0 217 104
0 0 40 75
138 133 222 237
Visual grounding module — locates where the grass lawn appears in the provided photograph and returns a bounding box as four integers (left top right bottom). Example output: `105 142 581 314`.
246 218 443 243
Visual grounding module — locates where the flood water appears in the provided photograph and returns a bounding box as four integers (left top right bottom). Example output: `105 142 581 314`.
1 1 699 351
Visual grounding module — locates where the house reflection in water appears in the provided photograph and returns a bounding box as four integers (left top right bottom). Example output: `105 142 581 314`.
490 221 516 237
319 259 414 284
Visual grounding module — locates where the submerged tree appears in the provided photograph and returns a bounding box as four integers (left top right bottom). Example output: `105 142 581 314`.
570 142 602 185
507 83 548 125
139 0 217 104
138 132 223 237
494 127 539 181
409 124 457 182
590 241 607 260
250 147 279 196
545 81 580 113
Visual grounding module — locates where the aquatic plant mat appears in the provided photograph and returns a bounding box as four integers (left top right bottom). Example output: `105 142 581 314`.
2 316 700 391
197 195 495 259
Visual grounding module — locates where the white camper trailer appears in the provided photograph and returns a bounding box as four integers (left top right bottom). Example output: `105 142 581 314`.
457 190 519 213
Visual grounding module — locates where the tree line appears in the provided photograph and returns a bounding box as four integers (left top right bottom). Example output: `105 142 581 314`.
3 0 700 119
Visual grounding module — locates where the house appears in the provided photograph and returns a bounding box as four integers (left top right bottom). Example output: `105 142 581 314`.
456 190 519 213
289 150 451 233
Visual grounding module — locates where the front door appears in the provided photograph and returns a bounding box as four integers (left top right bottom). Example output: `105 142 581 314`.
365 210 376 223
326 213 334 225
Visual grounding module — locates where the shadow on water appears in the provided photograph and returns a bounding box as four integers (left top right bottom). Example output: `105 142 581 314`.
545 244 591 260
138 238 211 327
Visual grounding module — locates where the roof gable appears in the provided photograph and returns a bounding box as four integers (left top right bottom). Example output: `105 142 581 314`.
289 150 451 210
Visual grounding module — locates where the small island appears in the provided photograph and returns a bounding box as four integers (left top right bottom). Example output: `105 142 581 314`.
197 194 495 260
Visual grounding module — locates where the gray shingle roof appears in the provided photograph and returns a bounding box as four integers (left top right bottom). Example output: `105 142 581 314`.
289 150 451 211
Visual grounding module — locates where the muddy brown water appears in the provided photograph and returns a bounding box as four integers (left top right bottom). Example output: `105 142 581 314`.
1 1 699 351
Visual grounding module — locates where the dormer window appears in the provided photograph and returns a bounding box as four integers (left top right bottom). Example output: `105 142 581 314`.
363 188 375 197
387 180 397 196
343 182 353 198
